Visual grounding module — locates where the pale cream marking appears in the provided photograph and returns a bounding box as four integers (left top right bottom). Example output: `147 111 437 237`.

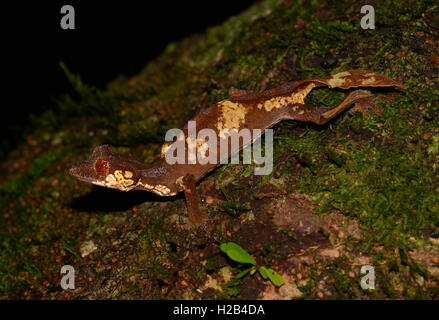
286 83 316 105
105 174 120 188
106 174 117 183
256 83 316 112
361 76 376 85
186 137 207 150
197 141 210 159
176 176 185 188
113 170 134 187
140 182 154 190
327 71 351 88
92 180 107 187
121 179 135 187
219 128 234 140
114 170 124 181
335 71 351 77
263 98 276 112
124 171 133 178
186 137 208 162
154 184 171 195
135 180 175 196
103 173 135 190
161 142 172 158
217 100 248 134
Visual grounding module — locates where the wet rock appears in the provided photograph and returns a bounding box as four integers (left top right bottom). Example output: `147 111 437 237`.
80 240 98 257
318 248 340 259
260 274 302 300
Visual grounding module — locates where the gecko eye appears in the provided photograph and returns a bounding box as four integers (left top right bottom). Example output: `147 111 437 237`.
95 159 110 176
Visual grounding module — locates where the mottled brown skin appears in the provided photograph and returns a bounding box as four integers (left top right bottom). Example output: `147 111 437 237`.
68 70 404 229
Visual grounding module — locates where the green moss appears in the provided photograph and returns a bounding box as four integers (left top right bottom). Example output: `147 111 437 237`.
58 62 118 117
1 0 438 299
1 147 64 196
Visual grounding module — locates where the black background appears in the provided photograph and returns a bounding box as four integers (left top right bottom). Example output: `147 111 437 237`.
1 299 429 317
3 0 255 153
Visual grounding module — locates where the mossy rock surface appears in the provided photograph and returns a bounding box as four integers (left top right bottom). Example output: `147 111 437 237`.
1 0 438 299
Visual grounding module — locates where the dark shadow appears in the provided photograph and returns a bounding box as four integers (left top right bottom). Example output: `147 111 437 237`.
70 186 182 213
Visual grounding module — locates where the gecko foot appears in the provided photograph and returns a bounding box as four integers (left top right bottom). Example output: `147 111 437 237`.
348 94 386 117
183 210 211 233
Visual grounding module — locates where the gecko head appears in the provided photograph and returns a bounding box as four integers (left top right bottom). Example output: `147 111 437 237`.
68 145 142 191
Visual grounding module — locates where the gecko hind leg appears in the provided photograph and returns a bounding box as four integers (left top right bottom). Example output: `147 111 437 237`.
284 89 376 125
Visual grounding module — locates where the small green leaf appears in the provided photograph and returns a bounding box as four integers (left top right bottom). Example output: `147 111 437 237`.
258 266 269 279
220 242 256 265
250 268 257 276
235 267 253 279
266 268 284 287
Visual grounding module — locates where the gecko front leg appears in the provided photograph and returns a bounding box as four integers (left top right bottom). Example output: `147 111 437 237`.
179 174 209 230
